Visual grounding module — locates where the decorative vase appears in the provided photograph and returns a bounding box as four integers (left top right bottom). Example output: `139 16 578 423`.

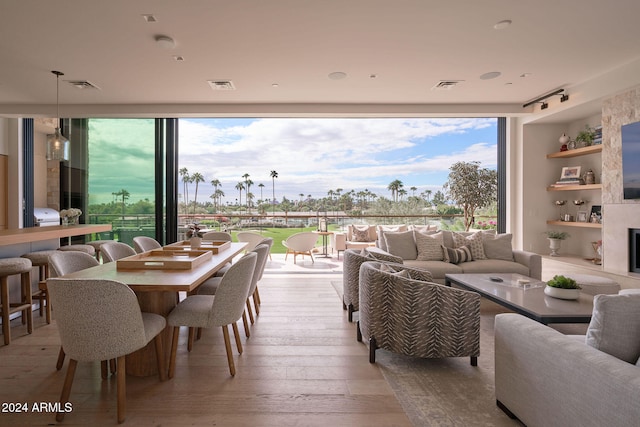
548 238 562 256
62 217 69 226
559 133 569 151
544 285 580 300
190 237 202 249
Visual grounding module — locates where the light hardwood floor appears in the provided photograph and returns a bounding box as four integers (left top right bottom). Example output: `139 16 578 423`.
0 267 412 426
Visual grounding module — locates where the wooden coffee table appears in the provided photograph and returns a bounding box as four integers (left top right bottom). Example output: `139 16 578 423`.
445 273 594 325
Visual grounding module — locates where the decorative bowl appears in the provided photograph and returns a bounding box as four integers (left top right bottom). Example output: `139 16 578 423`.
544 285 580 300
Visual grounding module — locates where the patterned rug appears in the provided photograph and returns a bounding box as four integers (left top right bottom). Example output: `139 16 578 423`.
331 280 522 426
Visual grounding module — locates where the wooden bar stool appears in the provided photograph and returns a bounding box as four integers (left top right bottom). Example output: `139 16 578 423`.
0 258 33 345
22 250 58 323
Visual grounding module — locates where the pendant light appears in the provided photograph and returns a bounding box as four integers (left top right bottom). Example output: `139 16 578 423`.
46 70 70 161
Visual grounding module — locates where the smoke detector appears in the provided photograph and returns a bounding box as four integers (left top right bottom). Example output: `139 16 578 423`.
431 80 464 91
208 80 236 91
66 80 100 90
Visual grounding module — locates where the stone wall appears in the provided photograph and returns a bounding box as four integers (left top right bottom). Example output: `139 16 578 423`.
601 86 640 275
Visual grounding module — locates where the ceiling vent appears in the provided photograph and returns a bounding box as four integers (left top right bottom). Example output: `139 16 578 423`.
431 80 464 91
66 80 100 90
208 80 236 91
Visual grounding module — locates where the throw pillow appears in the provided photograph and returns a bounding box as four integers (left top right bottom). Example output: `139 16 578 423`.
384 230 418 260
585 294 640 363
442 245 472 264
452 231 487 260
414 231 445 261
352 226 371 242
411 224 437 233
376 225 407 251
483 233 514 261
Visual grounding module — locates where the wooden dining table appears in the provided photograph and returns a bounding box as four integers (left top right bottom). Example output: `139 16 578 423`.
61 241 247 377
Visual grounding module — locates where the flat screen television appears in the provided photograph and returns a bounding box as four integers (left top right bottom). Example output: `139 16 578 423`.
621 120 640 199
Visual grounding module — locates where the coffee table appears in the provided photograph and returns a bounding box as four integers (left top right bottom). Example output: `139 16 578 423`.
445 273 594 325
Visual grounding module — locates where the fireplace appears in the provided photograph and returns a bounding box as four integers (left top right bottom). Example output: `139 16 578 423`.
631 229 640 273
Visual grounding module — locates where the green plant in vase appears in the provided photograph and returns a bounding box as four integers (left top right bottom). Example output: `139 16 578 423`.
575 126 596 147
545 275 581 300
543 231 570 256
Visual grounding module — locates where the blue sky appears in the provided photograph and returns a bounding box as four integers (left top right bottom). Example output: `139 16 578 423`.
178 118 497 204
88 118 497 204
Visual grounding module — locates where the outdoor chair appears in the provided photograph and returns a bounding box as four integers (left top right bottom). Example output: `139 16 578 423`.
282 232 319 264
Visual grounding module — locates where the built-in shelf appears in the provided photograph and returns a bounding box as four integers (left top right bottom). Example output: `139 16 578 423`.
547 183 602 191
546 144 602 159
546 220 602 229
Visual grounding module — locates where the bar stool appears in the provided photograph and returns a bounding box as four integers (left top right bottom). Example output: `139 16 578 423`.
0 258 33 345
86 240 115 262
22 250 58 324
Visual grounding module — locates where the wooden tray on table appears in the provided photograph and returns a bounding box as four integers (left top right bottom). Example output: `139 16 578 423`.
116 249 212 270
165 240 231 254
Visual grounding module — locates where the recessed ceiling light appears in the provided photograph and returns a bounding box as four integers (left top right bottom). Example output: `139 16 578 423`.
328 72 347 80
173 56 185 62
272 83 279 88
520 73 532 78
369 74 377 79
155 35 175 49
493 19 512 30
505 82 513 85
480 71 501 80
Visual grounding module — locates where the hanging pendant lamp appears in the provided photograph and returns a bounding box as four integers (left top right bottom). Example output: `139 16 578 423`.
46 70 70 161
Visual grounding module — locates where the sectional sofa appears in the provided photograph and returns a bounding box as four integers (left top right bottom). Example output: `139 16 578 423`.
373 229 541 284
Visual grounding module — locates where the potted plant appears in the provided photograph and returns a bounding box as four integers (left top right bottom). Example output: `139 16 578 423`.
543 230 570 257
575 126 596 147
544 274 581 299
186 223 204 249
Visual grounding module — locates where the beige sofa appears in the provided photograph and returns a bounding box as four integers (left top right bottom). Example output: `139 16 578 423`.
495 303 640 427
331 225 378 258
373 229 541 284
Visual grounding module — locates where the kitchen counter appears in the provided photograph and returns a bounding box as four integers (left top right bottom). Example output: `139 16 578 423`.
0 224 112 246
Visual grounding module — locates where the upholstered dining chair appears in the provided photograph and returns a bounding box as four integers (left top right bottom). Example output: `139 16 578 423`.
202 231 232 241
282 231 319 264
198 244 269 337
48 251 101 372
168 252 257 378
236 231 264 252
100 241 136 263
253 237 274 304
133 236 162 253
47 278 166 423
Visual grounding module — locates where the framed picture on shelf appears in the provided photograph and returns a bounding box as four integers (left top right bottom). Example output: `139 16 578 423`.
590 205 602 223
577 211 588 222
560 166 581 180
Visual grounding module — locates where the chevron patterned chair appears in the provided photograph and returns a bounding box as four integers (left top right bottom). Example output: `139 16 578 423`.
342 248 403 322
357 261 481 366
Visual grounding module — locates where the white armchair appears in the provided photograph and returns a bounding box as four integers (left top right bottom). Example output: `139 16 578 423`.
282 232 319 264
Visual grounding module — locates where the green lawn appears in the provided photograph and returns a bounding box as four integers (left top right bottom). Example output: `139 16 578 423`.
229 226 338 253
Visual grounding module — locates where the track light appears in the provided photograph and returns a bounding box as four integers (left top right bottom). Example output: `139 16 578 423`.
540 102 548 110
522 88 566 109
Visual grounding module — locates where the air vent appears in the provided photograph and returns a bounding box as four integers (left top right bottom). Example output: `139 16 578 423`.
431 80 464 91
66 80 100 90
208 80 236 91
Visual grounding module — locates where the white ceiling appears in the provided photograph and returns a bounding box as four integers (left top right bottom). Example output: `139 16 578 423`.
2 0 640 117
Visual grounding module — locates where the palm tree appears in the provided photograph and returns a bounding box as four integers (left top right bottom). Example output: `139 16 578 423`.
191 172 204 214
235 182 245 212
258 183 265 206
179 167 190 212
245 179 254 209
270 170 278 215
115 188 130 220
242 173 251 209
210 179 221 212
410 186 417 197
387 179 403 202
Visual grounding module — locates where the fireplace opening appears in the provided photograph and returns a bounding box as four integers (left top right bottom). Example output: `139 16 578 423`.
630 229 640 273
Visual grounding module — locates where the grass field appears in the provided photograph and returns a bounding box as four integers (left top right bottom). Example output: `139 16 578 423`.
228 226 338 253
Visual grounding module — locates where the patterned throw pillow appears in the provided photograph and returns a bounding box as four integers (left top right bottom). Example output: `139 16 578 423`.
414 231 444 261
452 231 486 260
352 226 371 242
442 245 472 264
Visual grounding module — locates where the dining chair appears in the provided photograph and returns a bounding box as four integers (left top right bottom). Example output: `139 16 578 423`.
47 278 167 423
168 252 257 378
236 231 264 252
198 244 269 337
254 237 274 305
202 231 232 242
133 236 162 253
49 251 103 372
100 242 136 263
